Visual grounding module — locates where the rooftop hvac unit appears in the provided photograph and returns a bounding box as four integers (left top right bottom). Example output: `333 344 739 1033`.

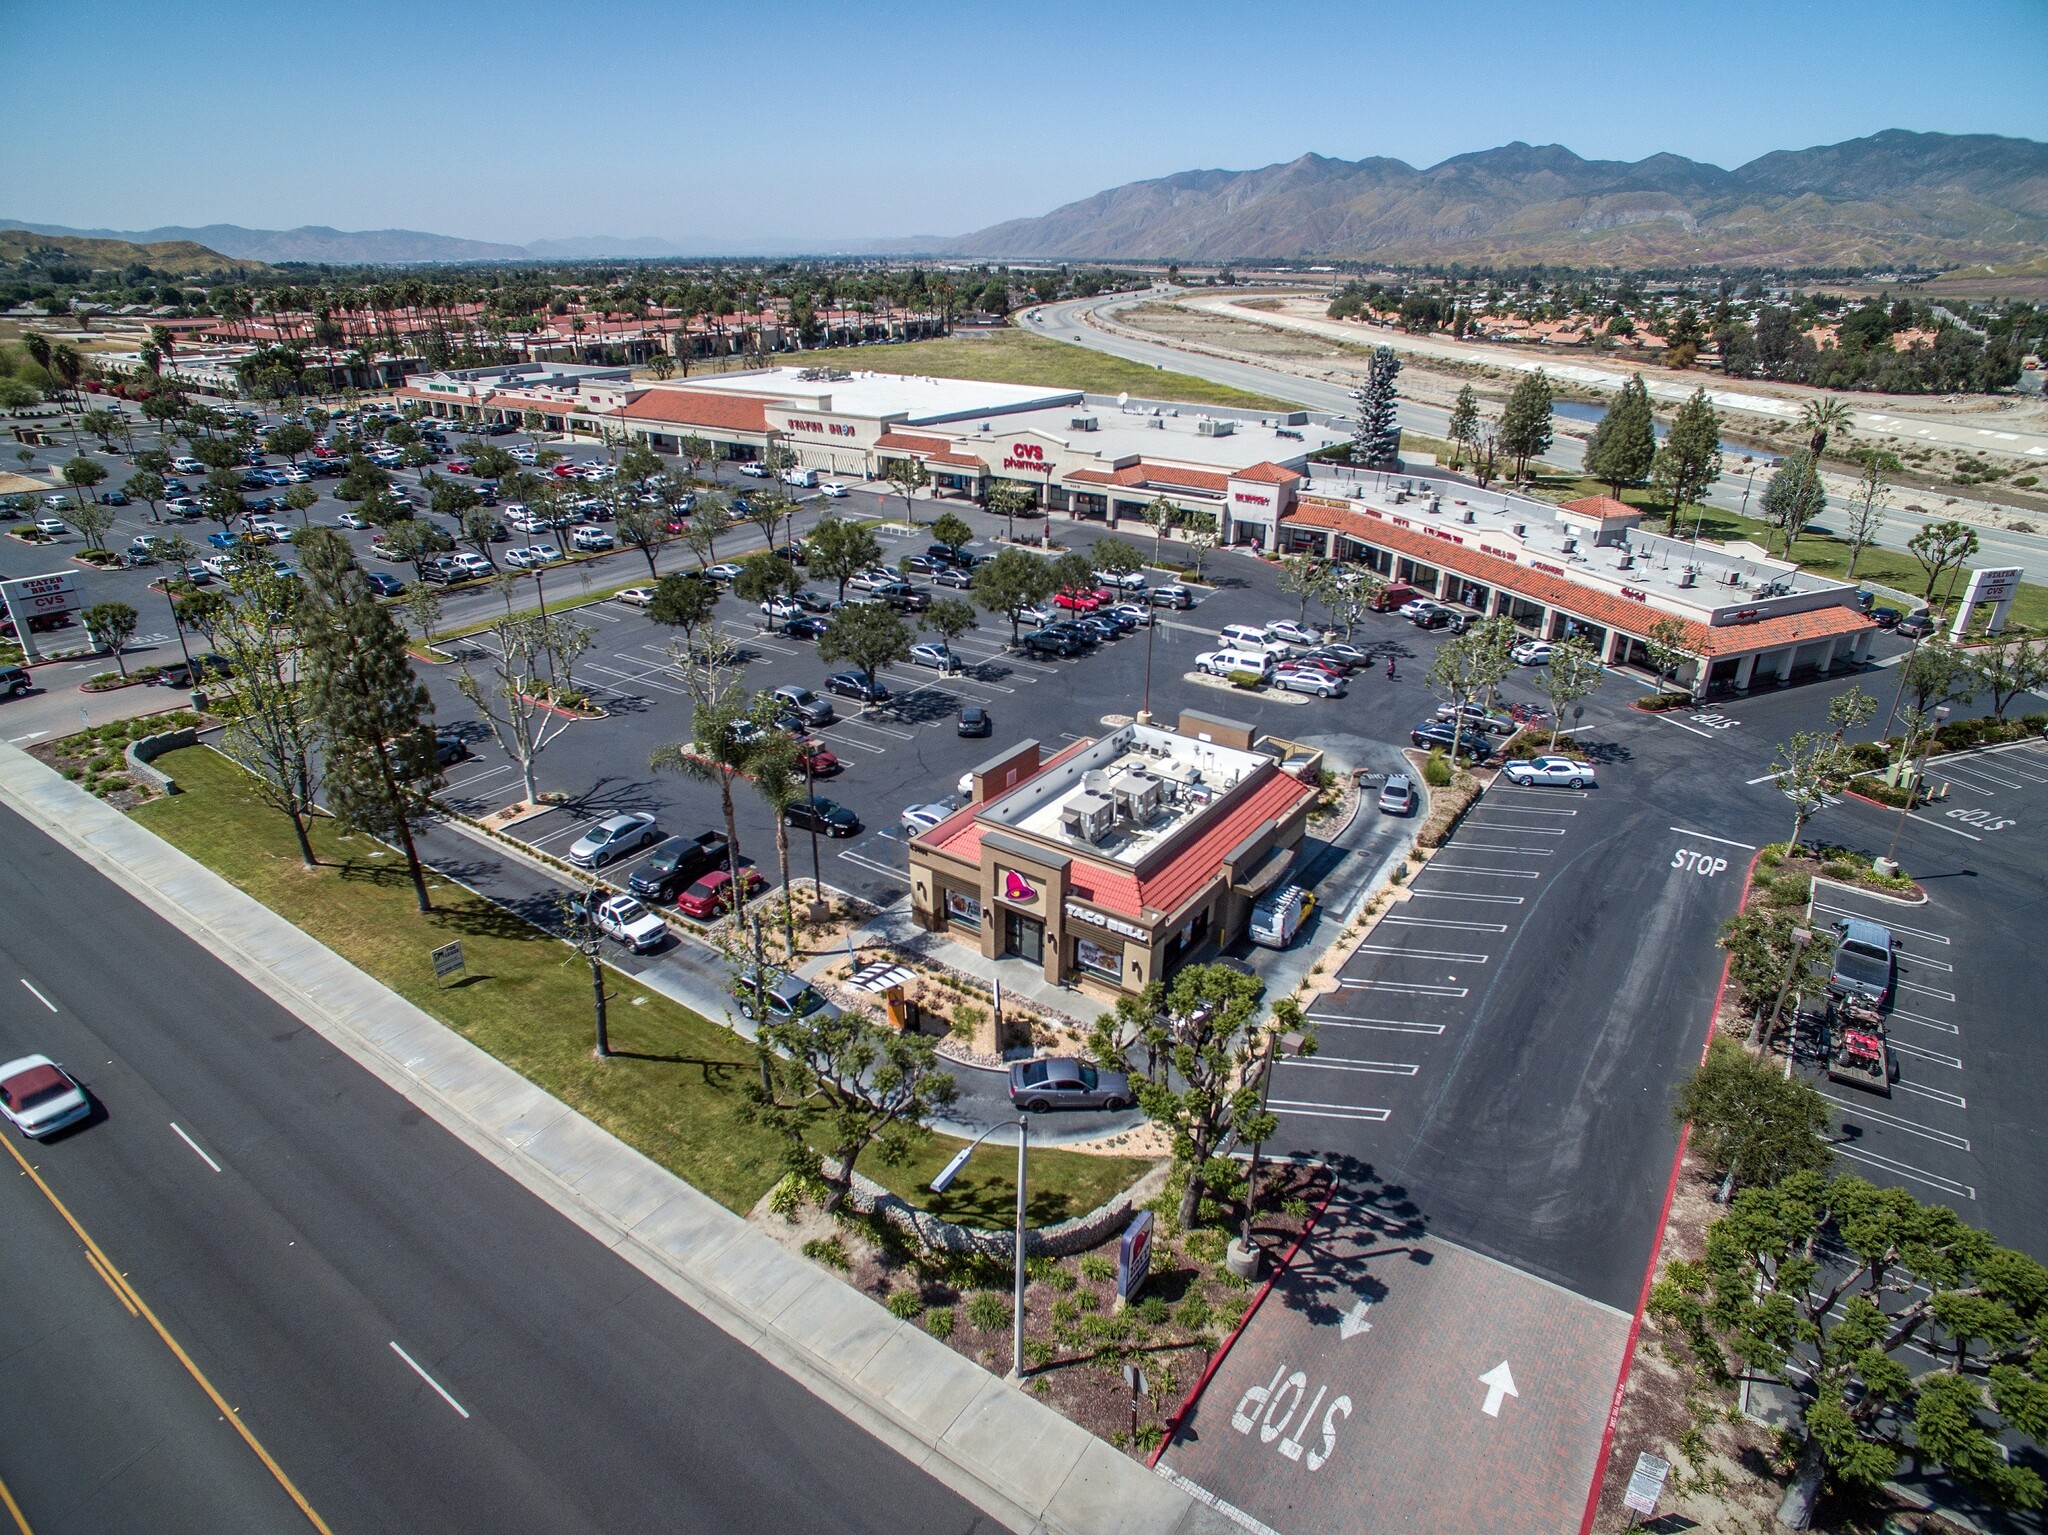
1679 566 1697 588
1197 418 1235 437
1430 497 1442 513
1148 417 1165 429
1618 553 1634 570
1512 522 1527 537
1721 569 1744 586
1069 415 1098 431
1392 490 1408 504
1462 509 1476 524
1061 791 1114 844
1561 536 1578 554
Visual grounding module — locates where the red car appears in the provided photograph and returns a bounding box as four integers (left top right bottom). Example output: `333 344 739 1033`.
675 867 766 919
1054 587 1109 612
446 459 472 474
551 463 580 478
794 737 841 776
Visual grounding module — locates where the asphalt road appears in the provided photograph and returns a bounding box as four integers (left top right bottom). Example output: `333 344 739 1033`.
0 802 995 1535
1022 292 2048 577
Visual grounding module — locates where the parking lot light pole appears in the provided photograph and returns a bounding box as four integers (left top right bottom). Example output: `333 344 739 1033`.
928 1115 1030 1381
579 925 610 1059
1884 704 1949 867
1138 612 1158 725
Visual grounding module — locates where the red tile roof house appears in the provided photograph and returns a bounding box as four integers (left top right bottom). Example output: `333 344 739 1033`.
908 716 1318 1007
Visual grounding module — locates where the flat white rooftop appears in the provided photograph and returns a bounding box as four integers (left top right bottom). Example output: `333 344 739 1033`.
660 366 1078 424
981 724 1267 868
971 400 1345 475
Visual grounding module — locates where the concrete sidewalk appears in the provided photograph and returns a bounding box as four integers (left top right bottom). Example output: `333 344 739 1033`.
0 741 1228 1535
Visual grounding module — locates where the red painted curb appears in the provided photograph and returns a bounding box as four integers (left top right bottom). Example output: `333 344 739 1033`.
1149 1176 1340 1470
1576 846 1760 1535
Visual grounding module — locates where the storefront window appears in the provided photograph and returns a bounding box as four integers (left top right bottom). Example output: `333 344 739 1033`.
1074 936 1123 981
944 889 982 931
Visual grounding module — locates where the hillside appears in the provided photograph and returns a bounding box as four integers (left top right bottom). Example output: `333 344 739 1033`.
937 130 2048 269
0 220 527 265
0 228 263 277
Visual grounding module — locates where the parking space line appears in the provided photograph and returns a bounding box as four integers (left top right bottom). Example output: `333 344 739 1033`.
1669 827 1759 850
1306 1014 1447 1035
1448 843 1552 855
1463 822 1566 835
1929 769 2002 795
1887 1040 1963 1068
1945 762 2024 789
1377 916 1509 933
1409 891 1526 904
1351 944 1489 963
1889 1007 1958 1035
1649 712 1716 739
1420 865 1541 878
443 763 514 791
1898 980 1957 1001
1895 951 1953 972
1815 906 1949 943
1821 1095 1970 1149
1903 811 1981 842
1286 1057 1421 1077
1895 1081 1967 1108
1835 1145 1976 1200
1336 979 1468 997
836 850 906 879
1270 1099 1392 1123
1473 804 1577 816
1491 787 1590 799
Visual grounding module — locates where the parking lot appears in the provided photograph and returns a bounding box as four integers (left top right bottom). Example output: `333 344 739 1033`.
1810 739 2048 1260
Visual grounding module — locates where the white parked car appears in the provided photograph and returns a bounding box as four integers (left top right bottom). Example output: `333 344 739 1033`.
738 463 770 478
1106 602 1152 627
760 596 805 620
1511 640 1555 666
0 1054 91 1139
703 562 743 583
901 798 960 837
847 568 898 594
591 894 669 953
566 812 661 868
909 642 956 670
1501 755 1595 789
1014 603 1056 627
617 586 658 607
1264 620 1320 647
570 525 615 552
33 516 68 536
335 510 370 529
819 481 849 498
1096 569 1147 591
505 544 562 569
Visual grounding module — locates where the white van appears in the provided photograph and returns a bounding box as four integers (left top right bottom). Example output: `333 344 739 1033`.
1195 648 1275 680
1248 885 1315 949
1219 622 1291 657
781 467 819 489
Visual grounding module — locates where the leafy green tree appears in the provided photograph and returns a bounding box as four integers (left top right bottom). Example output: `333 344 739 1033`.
680 498 733 567
984 480 1033 543
1673 1038 1832 1198
1497 368 1553 478
1276 553 1325 624
742 1001 959 1215
300 533 440 912
465 444 519 482
647 571 720 655
1141 495 1179 561
1649 388 1723 532
125 468 166 523
211 565 323 866
1446 385 1480 469
1533 636 1602 748
921 596 978 654
1907 519 1979 606
1642 614 1694 696
1770 729 1851 852
614 501 676 581
456 608 593 804
1673 1172 2048 1521
650 658 754 915
805 516 883 602
379 517 454 583
282 483 320 528
264 421 314 464
60 454 107 509
1901 639 1976 717
1047 548 1100 607
1350 345 1402 467
1760 450 1829 556
1087 962 1290 1228
1090 534 1143 584
971 545 1057 643
818 601 912 692
1969 639 2048 720
336 455 390 504
1584 373 1655 495
81 601 138 675
1843 451 1896 580
733 549 800 617
883 456 931 526
929 511 973 554
57 495 116 552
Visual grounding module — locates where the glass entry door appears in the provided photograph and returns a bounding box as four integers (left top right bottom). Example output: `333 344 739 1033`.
1003 911 1043 964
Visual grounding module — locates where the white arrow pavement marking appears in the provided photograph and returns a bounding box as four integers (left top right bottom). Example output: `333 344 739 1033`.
1339 1300 1374 1340
1479 1361 1518 1417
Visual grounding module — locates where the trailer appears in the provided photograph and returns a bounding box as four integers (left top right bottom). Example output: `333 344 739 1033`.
1825 998 1893 1096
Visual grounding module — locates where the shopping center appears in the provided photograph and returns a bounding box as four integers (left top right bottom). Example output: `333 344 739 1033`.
1277 469 1878 698
907 713 1321 1002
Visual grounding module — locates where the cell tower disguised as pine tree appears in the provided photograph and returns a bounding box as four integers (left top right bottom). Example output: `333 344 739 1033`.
1351 346 1402 468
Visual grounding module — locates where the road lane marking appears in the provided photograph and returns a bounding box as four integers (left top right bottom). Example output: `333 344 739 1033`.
1894 950 1953 971
1822 1095 1969 1149
0 1132 334 1533
1463 822 1566 835
389 1341 471 1419
1745 772 1783 785
1888 1008 1958 1034
836 850 907 879
1270 1099 1392 1123
1649 712 1715 739
1815 906 1949 943
1448 843 1552 855
0 1467 34 1535
1669 827 1758 850
170 1123 222 1173
1903 811 1981 842
1834 1145 1975 1200
1351 944 1489 963
19 978 56 1012
1473 804 1577 816
1895 1082 1967 1108
84 1244 139 1316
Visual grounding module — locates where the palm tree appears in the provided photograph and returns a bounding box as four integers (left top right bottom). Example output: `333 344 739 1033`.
745 732 807 957
649 693 752 928
1793 396 1852 554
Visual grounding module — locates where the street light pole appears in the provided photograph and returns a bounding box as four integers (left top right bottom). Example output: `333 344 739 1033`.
1138 612 1157 725
1013 1114 1029 1381
1884 704 1948 866
580 929 609 1059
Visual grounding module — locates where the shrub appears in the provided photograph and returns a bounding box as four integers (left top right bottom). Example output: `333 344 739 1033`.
801 1236 851 1271
1421 748 1452 787
1078 1253 1115 1283
1175 1294 1214 1332
1043 1264 1076 1292
924 1307 954 1340
1135 1295 1170 1325
1226 669 1264 690
950 1000 985 1040
965 1291 1012 1332
1074 1289 1101 1314
1022 1337 1054 1367
886 1288 924 1321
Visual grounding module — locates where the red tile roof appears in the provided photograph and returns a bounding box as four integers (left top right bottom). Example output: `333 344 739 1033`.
617 389 771 433
1233 461 1303 485
1115 463 1228 494
875 432 986 470
1288 499 1875 658
1559 495 1640 522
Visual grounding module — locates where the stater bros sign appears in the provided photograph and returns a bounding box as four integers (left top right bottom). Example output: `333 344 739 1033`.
0 570 81 660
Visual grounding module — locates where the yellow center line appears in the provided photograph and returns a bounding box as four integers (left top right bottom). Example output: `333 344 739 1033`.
0 1467 33 1535
83 1245 139 1317
1 1136 333 1534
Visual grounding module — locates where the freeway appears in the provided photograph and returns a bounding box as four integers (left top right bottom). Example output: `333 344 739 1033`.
0 803 991 1535
1021 292 2048 577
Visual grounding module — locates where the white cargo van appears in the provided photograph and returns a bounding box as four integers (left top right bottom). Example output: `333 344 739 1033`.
781 467 819 489
1219 623 1291 657
1248 885 1315 948
1195 648 1274 680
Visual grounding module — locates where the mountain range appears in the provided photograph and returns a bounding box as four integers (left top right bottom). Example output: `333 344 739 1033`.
930 130 2048 268
0 220 707 266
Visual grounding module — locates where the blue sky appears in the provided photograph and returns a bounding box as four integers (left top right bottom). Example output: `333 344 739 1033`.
4 0 2043 249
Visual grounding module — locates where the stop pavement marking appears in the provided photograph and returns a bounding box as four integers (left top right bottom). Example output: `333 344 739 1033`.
1160 1195 1631 1535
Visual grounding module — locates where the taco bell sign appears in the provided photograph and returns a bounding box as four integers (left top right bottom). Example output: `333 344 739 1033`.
1118 1210 1155 1301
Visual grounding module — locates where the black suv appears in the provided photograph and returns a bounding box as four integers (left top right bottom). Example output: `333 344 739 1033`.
1022 629 1084 658
629 831 732 900
825 671 890 703
784 796 861 837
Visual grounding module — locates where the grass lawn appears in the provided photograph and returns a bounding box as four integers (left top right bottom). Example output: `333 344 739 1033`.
842 330 1295 411
132 745 1151 1219
1531 474 2048 628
